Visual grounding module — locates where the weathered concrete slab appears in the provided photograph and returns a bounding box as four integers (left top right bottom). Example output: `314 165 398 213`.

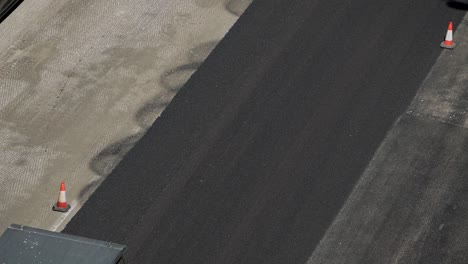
0 0 251 233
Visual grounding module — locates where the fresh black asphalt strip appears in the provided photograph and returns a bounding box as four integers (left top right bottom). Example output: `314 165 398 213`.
64 0 466 263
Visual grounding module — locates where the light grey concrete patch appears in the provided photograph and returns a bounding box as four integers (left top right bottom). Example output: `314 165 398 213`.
307 114 468 263
408 17 468 127
0 0 251 233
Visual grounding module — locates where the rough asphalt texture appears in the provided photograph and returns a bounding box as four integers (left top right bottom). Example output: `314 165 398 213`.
64 0 466 263
307 115 468 263
308 17 468 262
308 15 468 264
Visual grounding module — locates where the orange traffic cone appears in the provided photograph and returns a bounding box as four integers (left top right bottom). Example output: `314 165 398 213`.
52 181 71 212
440 22 455 49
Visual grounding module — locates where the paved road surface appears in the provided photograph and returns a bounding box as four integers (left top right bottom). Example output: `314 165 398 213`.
308 19 468 262
64 0 466 263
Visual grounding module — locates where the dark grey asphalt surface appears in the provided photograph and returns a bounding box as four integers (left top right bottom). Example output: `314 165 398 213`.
64 0 466 263
307 114 468 263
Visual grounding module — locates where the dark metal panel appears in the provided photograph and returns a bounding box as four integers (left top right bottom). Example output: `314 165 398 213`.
0 224 126 263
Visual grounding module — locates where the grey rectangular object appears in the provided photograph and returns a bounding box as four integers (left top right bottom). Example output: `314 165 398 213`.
0 224 126 263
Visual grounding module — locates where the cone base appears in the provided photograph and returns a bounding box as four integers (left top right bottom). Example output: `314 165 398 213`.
52 204 71 212
440 42 455 49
